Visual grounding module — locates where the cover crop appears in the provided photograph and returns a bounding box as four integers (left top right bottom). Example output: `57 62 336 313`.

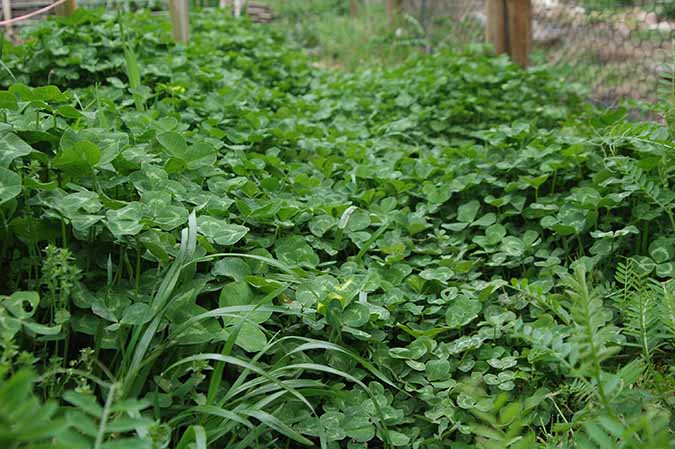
0 9 673 449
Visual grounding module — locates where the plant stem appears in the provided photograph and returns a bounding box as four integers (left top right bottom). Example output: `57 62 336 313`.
94 384 116 449
135 240 141 299
60 219 68 248
576 233 584 257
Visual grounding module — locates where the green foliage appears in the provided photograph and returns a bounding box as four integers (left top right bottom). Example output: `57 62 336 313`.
562 264 619 407
0 7 673 449
266 0 430 70
0 369 68 449
614 258 663 361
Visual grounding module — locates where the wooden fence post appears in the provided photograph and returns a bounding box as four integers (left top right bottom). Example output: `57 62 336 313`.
386 0 402 28
233 0 243 17
169 0 189 43
485 0 507 55
485 0 531 68
2 0 12 37
507 0 532 68
350 0 358 17
55 0 77 16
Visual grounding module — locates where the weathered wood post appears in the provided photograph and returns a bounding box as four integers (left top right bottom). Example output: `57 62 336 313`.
486 0 532 68
56 0 77 16
507 0 532 68
386 0 402 28
2 0 13 37
169 0 189 43
233 0 243 17
486 0 507 55
350 0 358 18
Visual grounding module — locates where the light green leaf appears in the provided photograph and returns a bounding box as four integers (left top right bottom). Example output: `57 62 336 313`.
472 212 496 227
0 167 21 205
55 191 102 218
500 236 525 257
2 291 39 319
632 256 656 275
106 202 144 237
389 430 410 446
33 85 68 102
23 321 62 336
346 208 370 232
185 142 217 170
309 215 335 237
419 267 453 282
425 358 450 381
656 262 675 278
0 133 33 167
139 230 174 264
212 258 252 280
457 200 480 223
445 296 482 329
342 414 374 442
485 224 506 246
153 205 188 231
219 281 271 323
388 339 428 360
275 235 319 268
234 321 267 352
649 239 674 264
157 131 187 158
219 281 253 308
342 303 370 328
0 91 18 110
320 411 346 441
120 303 152 325
198 216 248 246
52 140 101 173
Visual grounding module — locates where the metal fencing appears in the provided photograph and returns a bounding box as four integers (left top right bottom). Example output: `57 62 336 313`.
403 0 674 106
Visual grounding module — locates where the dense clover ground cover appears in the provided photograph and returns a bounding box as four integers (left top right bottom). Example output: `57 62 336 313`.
0 9 674 449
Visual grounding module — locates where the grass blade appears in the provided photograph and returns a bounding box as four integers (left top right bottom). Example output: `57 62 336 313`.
238 409 313 446
175 425 207 449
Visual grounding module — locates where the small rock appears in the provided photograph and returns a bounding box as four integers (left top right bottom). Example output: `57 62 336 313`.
533 0 561 7
644 12 658 26
658 21 672 33
616 22 631 37
570 6 585 17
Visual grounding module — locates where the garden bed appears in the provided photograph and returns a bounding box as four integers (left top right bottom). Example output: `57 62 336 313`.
0 9 674 449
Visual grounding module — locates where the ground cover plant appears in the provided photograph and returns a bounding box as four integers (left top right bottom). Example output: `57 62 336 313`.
0 8 674 449
270 0 673 108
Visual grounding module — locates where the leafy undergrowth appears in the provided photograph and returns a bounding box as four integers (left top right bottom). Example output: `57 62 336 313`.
0 9 674 449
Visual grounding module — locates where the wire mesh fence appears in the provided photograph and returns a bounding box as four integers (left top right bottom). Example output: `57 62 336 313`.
402 0 674 106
